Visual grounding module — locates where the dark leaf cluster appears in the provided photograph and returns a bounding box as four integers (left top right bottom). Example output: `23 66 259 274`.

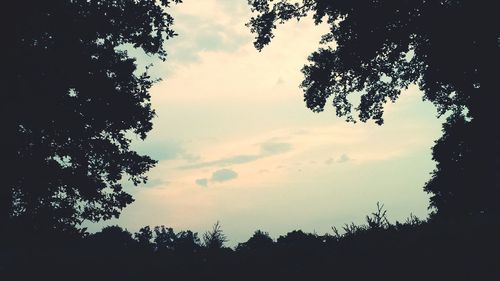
2 205 498 280
247 0 500 218
1 0 181 232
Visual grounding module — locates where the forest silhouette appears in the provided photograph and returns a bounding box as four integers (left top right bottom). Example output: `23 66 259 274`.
1 0 498 280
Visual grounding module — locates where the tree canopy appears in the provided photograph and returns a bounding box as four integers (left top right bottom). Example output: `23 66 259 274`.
247 0 499 218
1 0 181 232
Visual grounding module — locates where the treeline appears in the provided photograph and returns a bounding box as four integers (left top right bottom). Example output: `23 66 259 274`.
1 205 498 281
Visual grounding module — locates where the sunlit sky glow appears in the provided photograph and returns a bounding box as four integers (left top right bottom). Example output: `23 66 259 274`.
88 0 443 245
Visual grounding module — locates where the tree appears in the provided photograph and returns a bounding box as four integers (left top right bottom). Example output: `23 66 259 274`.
88 225 136 252
174 230 201 253
247 0 499 218
150 226 201 253
236 230 274 251
1 0 181 233
202 221 228 250
135 226 154 246
153 225 177 251
424 112 497 219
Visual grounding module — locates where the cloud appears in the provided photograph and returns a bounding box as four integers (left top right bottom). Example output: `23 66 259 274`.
132 140 186 161
337 154 351 163
179 154 260 169
132 139 202 163
218 0 246 13
195 169 238 186
260 142 292 155
196 178 208 187
164 8 249 65
211 169 238 182
180 152 201 162
179 141 292 169
324 154 350 164
142 178 169 188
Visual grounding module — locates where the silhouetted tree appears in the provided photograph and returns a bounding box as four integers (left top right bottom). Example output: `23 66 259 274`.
236 230 274 251
2 206 498 281
202 221 228 250
153 225 176 252
423 111 500 219
1 0 181 233
366 202 390 230
174 230 201 253
135 225 154 249
87 225 136 253
133 225 201 256
247 0 499 218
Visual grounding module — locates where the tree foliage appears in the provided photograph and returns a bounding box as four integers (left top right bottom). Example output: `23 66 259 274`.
202 221 228 249
236 230 274 251
1 0 181 232
3 208 499 280
247 0 499 218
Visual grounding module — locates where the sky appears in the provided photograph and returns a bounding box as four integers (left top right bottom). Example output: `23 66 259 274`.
88 0 443 245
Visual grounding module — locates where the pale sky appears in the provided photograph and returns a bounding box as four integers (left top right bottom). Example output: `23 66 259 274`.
88 0 443 245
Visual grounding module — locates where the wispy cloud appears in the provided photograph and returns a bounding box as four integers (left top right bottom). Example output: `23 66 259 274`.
195 178 208 187
142 178 169 188
164 1 250 65
180 154 259 170
134 140 184 161
260 142 292 155
179 141 292 169
133 140 200 163
195 168 238 187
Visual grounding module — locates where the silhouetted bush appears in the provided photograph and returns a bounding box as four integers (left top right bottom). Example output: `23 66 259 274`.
2 204 497 281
